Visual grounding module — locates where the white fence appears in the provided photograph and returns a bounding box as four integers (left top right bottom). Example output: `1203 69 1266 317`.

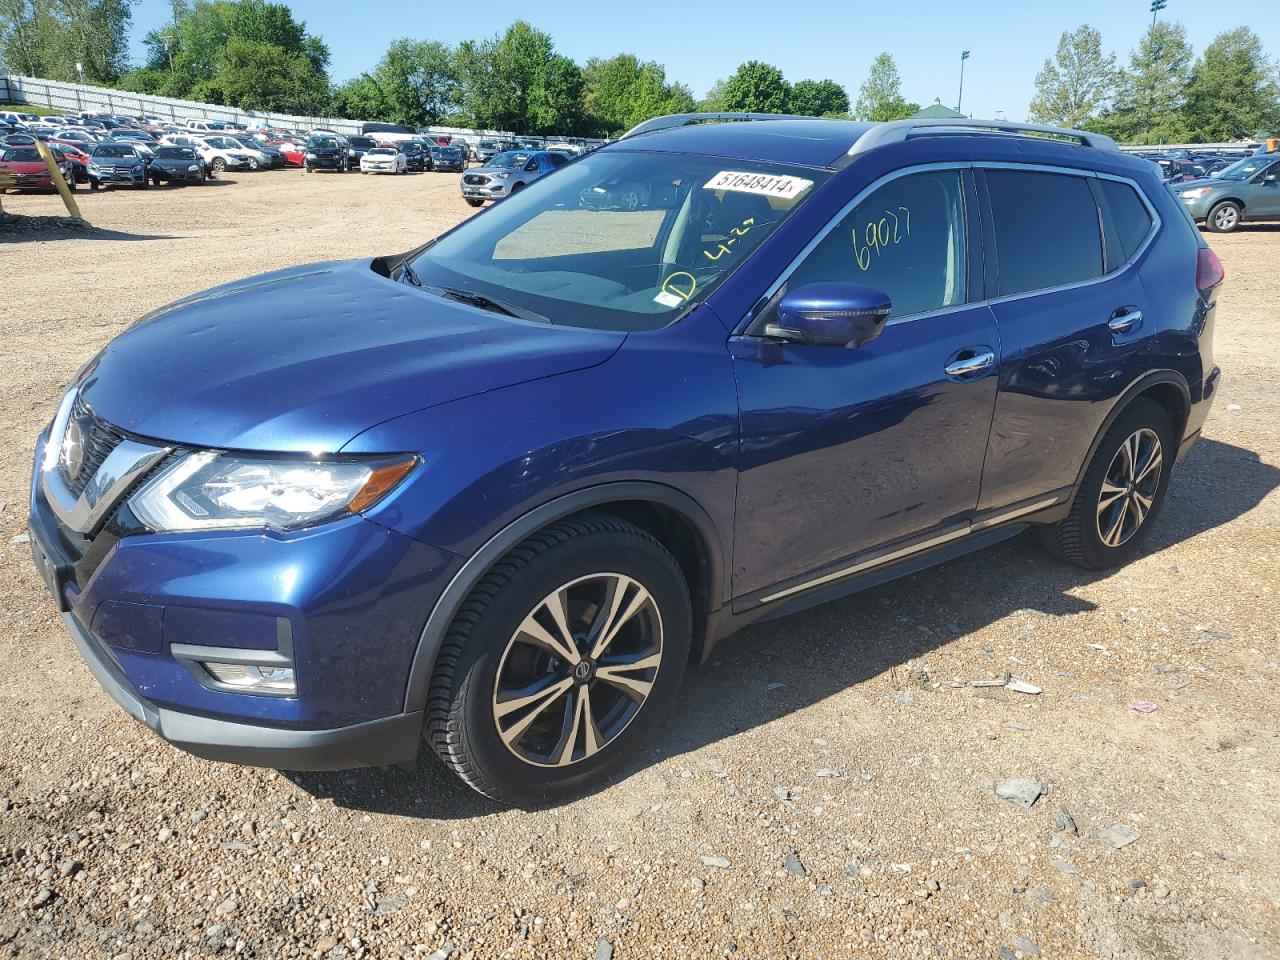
1 73 365 134
0 73 602 149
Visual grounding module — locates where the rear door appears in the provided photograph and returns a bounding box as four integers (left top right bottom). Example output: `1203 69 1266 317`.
975 166 1156 515
1245 158 1280 218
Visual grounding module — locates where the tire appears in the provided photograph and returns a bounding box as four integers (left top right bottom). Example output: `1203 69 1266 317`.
211 157 226 174
1206 200 1241 233
89 178 99 191
426 513 691 806
1038 399 1175 570
464 198 484 207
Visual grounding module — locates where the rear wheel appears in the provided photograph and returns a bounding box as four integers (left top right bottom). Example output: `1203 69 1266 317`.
426 514 691 805
1038 399 1175 569
1206 200 1241 233
211 157 226 174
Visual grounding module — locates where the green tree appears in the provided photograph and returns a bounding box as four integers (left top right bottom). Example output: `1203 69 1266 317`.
697 78 727 112
721 60 790 113
1183 27 1280 141
1104 21 1194 144
1 0 134 82
582 53 694 135
790 78 849 117
0 0 56 75
1028 24 1117 128
454 22 584 134
335 38 456 126
123 0 329 113
854 52 919 121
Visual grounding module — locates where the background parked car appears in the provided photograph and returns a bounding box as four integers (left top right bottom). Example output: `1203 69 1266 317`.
360 146 407 174
345 135 378 168
460 149 569 205
229 134 284 169
473 139 508 163
429 144 465 172
148 146 207 186
87 142 148 190
191 136 255 174
0 145 75 192
304 135 349 172
48 142 90 183
400 142 428 172
1175 154 1280 232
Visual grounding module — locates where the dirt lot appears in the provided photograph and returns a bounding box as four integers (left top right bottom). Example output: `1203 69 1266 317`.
0 172 1277 960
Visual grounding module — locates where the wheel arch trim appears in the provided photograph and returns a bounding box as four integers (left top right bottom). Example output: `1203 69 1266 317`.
402 481 725 715
1070 369 1191 497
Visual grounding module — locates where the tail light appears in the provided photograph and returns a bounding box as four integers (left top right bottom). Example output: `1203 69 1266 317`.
1196 247 1224 295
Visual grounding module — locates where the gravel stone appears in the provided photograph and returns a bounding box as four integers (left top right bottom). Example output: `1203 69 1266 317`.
994 778 1044 809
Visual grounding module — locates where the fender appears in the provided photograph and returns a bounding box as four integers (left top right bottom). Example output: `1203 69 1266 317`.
1069 368 1191 497
401 481 726 715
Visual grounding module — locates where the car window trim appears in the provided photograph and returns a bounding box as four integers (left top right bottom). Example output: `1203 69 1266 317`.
736 160 1163 336
975 162 1162 305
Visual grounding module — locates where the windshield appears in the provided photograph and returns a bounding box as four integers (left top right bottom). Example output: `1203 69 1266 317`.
2 148 41 162
410 150 828 332
155 147 194 159
368 148 396 156
490 151 532 169
93 145 135 158
1217 156 1277 181
350 137 377 149
308 137 338 149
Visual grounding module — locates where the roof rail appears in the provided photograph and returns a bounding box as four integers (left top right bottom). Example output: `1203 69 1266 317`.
620 112 818 140
848 118 1119 156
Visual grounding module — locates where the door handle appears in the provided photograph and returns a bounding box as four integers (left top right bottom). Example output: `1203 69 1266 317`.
944 348 996 379
1108 308 1143 334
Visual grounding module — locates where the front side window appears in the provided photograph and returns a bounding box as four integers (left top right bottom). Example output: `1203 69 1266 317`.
409 150 829 331
768 169 969 320
986 170 1103 297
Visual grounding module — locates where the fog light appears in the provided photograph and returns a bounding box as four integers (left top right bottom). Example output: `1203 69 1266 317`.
202 662 296 695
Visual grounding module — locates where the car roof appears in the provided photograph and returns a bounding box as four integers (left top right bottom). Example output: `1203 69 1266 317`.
611 118 875 168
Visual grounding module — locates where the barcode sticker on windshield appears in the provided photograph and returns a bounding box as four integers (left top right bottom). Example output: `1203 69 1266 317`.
704 171 813 199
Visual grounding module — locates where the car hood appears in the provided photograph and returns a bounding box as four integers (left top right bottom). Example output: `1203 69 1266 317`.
1174 177 1230 191
78 260 626 453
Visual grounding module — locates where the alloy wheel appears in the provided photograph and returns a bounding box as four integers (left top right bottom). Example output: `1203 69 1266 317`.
1214 205 1239 231
1096 428 1163 548
492 573 663 768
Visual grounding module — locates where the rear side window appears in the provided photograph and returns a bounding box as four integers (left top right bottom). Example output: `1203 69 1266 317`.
986 170 1103 296
1098 179 1154 263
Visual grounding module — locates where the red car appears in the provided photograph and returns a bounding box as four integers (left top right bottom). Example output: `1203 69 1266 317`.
269 140 306 167
49 142 91 183
0 145 76 192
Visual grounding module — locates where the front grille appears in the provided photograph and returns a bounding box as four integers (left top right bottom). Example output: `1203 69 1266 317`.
59 395 126 497
463 174 489 186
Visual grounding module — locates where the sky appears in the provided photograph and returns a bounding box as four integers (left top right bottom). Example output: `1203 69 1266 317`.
126 0 1280 121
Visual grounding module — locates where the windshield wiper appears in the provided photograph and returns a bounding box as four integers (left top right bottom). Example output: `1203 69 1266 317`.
423 284 552 325
400 258 422 287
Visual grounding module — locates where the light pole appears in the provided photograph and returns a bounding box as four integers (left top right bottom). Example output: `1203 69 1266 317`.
1150 0 1166 27
956 51 970 115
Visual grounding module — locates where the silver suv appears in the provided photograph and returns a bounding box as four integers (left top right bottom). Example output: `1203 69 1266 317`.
460 150 569 207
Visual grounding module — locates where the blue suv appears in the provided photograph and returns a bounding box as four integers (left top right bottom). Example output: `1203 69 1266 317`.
29 115 1223 805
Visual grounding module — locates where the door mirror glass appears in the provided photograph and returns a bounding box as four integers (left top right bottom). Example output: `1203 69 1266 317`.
766 282 891 349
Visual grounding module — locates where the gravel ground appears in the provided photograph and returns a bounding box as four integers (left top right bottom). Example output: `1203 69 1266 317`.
0 173 1277 960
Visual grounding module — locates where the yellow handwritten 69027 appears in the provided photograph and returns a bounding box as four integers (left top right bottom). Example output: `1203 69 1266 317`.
852 206 911 271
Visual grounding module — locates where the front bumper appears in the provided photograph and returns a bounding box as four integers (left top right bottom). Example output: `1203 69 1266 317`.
59 607 422 769
1178 194 1215 220
29 426 460 769
461 181 509 200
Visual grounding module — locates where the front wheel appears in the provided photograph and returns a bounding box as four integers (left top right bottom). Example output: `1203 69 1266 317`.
1038 399 1175 570
1206 200 1241 233
426 514 691 805
89 178 100 191
464 198 484 207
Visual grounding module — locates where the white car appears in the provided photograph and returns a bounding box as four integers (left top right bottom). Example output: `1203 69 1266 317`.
360 147 407 174
181 135 255 173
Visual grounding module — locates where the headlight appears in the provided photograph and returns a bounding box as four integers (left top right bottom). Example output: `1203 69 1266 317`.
87 163 99 174
188 164 200 173
128 452 416 533
305 152 316 159
1180 187 1211 199
492 171 512 179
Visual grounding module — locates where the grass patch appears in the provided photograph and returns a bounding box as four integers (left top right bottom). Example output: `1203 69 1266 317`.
1 102 64 117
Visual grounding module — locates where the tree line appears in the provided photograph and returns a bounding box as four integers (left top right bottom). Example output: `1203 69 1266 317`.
1030 22 1280 143
2 1 1277 142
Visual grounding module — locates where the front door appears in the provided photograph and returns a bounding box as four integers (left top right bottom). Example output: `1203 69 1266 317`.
731 167 999 600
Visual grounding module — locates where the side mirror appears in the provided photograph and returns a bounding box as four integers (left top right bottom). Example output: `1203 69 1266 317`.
766 282 891 349
1265 173 1278 183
